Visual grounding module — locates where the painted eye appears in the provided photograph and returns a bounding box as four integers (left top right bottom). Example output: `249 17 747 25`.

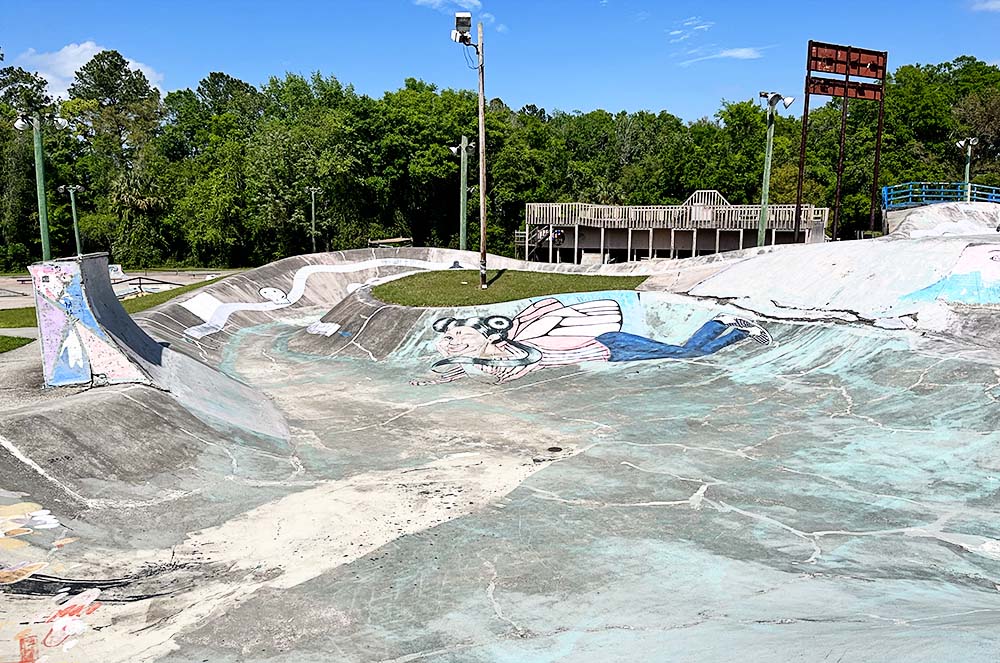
990 255 1000 262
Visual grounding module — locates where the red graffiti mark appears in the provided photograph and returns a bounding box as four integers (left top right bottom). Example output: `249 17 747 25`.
44 600 101 623
0 634 37 663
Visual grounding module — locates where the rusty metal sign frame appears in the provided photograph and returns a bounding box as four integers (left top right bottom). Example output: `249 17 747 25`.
793 40 888 240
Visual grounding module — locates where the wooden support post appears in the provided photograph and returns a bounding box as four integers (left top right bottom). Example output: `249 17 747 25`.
524 224 530 260
715 229 721 254
771 229 777 246
574 225 579 264
669 229 675 259
626 228 632 262
599 227 605 264
739 228 744 250
648 228 653 259
548 224 554 263
693 229 698 258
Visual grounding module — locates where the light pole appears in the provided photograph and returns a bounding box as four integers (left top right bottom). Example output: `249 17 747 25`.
305 186 322 253
58 185 85 256
13 113 67 261
956 137 979 203
449 135 475 251
452 12 488 289
757 92 795 247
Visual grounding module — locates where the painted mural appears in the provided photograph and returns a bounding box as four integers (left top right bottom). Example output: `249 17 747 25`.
411 296 771 385
0 493 106 662
902 243 1000 305
29 261 149 388
180 258 465 339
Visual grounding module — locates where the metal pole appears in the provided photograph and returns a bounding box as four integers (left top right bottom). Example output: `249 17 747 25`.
459 134 469 251
758 102 776 247
869 85 887 231
793 42 813 243
32 114 51 261
965 143 972 203
310 188 317 253
476 23 488 288
69 188 82 256
832 46 852 241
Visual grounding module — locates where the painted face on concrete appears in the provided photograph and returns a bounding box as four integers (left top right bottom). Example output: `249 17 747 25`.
952 245 1000 282
259 287 290 305
437 325 491 357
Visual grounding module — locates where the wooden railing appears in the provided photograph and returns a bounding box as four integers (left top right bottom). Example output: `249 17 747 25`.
525 203 828 231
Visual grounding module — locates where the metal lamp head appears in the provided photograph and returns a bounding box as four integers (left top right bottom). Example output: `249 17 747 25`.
13 117 28 131
452 11 472 43
782 96 795 109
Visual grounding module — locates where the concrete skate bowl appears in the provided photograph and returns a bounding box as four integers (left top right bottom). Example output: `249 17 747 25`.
2 231 1000 662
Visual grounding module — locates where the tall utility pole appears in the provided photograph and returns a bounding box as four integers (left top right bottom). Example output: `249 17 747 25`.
58 185 85 255
476 21 487 289
14 113 67 260
452 12 488 288
31 114 50 261
305 186 322 253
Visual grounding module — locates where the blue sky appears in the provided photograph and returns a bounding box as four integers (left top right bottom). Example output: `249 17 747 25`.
3 0 1000 121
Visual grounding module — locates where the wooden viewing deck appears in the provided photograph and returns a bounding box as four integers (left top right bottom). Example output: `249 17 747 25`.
519 191 829 264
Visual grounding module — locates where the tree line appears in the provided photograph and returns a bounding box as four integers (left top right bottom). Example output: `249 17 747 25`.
0 49 998 270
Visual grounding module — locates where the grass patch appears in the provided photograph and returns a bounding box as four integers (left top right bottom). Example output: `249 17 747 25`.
0 336 33 353
0 307 38 328
121 277 226 314
0 276 227 328
373 269 647 307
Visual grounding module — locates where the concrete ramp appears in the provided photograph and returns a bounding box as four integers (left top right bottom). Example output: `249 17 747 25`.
8 237 1000 663
30 253 288 440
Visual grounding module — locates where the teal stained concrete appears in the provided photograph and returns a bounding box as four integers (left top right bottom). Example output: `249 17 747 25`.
158 292 1000 662
4 245 1000 662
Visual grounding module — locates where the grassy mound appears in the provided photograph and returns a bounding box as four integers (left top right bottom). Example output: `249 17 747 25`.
372 269 647 307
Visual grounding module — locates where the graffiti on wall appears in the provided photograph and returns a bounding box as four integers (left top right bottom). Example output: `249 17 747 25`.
411 297 771 385
29 261 149 388
903 243 1000 305
180 258 465 339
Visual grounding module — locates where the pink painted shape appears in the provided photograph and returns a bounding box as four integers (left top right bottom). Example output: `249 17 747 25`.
75 323 147 383
34 296 70 377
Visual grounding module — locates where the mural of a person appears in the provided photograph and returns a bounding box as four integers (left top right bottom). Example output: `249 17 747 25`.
411 298 771 385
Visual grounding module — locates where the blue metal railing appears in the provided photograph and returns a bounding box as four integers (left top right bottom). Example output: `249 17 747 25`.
882 182 1000 211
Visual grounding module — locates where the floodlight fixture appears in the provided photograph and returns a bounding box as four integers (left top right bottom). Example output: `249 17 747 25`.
13 117 28 131
957 137 979 149
455 12 472 34
760 91 794 109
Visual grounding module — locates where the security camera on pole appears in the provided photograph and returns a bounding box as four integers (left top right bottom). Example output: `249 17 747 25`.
451 12 489 289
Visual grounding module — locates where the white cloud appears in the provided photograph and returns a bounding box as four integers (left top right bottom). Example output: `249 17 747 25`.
13 41 164 99
481 11 495 23
972 0 1000 10
497 23 509 33
414 0 482 10
668 15 714 43
680 47 764 67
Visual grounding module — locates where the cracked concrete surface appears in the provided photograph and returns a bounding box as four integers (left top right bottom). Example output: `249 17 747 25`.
2 230 1000 661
